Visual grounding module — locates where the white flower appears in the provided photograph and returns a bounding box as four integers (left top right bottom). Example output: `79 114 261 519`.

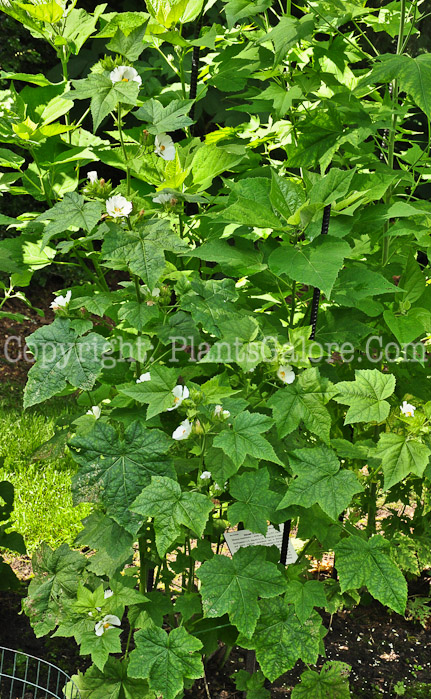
104 589 114 599
106 194 133 218
87 170 98 183
153 190 174 204
200 471 211 480
400 401 416 418
172 419 192 441
154 134 175 161
168 385 189 411
86 406 101 419
277 365 295 384
214 483 221 490
214 405 230 419
50 290 71 310
94 614 121 636
109 65 142 86
152 287 160 297
136 372 151 383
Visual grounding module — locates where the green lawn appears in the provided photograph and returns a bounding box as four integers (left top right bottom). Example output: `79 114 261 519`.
0 383 91 554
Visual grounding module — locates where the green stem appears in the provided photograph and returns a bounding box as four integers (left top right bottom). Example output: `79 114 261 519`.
60 46 72 145
154 45 180 77
133 275 143 376
366 481 377 538
91 254 110 292
220 644 234 668
178 211 184 237
186 537 194 592
30 148 53 206
352 20 379 56
382 0 406 266
74 252 103 288
401 0 418 52
138 536 147 594
124 623 134 661
178 49 187 99
153 564 162 590
296 537 315 562
117 103 131 196
289 280 296 327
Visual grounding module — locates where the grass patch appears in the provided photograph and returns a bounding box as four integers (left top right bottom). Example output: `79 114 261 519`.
0 383 91 553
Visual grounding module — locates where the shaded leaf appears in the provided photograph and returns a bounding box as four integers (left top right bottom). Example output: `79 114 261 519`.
197 546 286 637
334 535 407 615
24 318 109 408
131 476 213 556
70 422 173 535
333 369 396 424
268 368 334 443
128 626 203 699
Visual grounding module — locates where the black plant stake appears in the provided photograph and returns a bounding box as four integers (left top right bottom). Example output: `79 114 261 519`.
279 203 332 567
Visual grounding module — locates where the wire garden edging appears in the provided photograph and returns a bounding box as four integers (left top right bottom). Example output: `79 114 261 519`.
0 646 81 699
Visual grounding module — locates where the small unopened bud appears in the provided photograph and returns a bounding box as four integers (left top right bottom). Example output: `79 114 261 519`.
99 178 105 186
193 419 204 435
139 208 145 217
170 198 178 206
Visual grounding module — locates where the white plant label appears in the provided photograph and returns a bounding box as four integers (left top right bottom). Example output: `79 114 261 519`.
224 524 298 563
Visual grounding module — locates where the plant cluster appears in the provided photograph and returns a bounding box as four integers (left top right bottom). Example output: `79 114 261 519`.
0 0 430 695
0 479 26 590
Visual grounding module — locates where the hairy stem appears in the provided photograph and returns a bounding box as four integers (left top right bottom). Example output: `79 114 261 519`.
382 0 406 265
117 103 131 196
366 481 378 538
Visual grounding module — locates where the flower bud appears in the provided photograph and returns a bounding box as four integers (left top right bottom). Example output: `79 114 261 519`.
193 419 204 435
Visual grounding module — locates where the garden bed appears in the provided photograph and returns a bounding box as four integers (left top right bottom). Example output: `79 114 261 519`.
1 571 431 698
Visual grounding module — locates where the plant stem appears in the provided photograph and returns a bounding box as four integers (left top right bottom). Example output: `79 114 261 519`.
124 623 134 660
179 48 187 99
91 255 110 292
30 148 53 206
133 275 143 375
74 252 103 288
138 535 147 594
382 0 406 266
366 481 377 538
60 46 72 145
117 103 131 196
154 45 180 77
289 280 296 326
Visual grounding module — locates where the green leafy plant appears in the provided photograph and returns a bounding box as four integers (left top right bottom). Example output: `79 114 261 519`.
0 0 430 695
0 480 26 589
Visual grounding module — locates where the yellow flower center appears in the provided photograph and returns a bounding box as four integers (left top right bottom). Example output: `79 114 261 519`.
174 396 180 403
122 78 129 82
280 371 285 378
160 144 165 151
103 622 110 629
114 207 122 213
